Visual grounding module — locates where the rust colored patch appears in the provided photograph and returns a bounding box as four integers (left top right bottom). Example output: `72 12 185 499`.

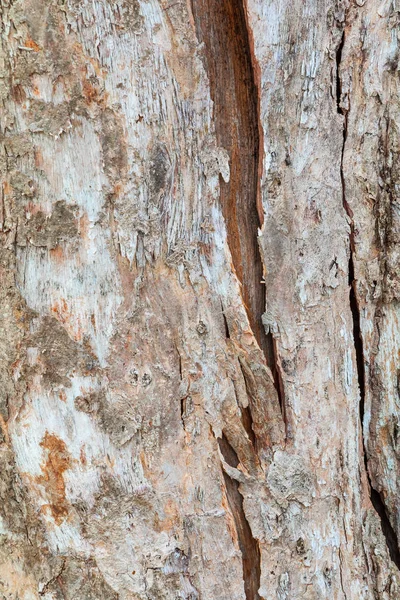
34 147 44 169
79 212 90 240
38 432 71 524
112 182 124 197
24 37 41 52
221 484 239 548
3 181 11 196
139 450 152 481
12 84 26 104
0 414 10 445
50 299 84 342
26 201 42 216
51 298 69 322
73 42 106 78
154 498 180 532
49 245 65 263
82 79 99 104
80 445 87 466
58 390 67 403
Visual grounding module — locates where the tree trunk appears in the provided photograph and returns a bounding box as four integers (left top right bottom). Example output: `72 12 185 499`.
1 0 399 598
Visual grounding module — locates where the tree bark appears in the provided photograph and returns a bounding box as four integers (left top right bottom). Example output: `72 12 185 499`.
0 0 399 598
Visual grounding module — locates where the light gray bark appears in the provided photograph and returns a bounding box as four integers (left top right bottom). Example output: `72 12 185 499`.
0 0 399 598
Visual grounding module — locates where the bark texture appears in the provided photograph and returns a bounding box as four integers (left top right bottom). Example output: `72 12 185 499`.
0 0 399 598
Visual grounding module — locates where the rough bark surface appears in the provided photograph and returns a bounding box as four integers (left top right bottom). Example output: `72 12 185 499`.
0 0 399 598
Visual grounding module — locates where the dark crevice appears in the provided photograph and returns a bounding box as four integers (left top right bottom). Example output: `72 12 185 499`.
218 434 261 600
370 488 400 568
336 31 345 115
191 0 286 442
190 0 268 359
39 559 67 596
269 332 287 432
175 342 183 380
180 396 186 422
240 405 257 448
178 353 182 380
219 432 240 468
221 299 231 339
337 30 400 571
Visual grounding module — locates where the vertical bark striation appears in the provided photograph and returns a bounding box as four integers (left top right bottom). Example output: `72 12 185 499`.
337 28 400 571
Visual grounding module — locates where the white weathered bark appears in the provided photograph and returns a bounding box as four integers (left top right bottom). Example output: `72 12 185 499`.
0 0 399 598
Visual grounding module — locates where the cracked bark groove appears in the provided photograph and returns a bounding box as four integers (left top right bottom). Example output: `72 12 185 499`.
337 27 400 572
218 435 261 600
190 0 286 421
191 0 281 593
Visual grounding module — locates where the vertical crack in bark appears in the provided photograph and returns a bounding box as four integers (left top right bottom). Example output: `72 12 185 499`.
218 434 261 600
191 0 285 419
269 333 287 430
190 0 261 346
240 404 257 448
221 299 231 339
337 31 400 570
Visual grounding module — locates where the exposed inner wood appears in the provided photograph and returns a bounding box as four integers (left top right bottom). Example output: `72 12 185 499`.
190 0 287 427
190 0 266 354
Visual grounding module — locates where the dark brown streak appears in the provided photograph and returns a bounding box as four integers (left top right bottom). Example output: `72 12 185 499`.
190 0 267 359
218 434 261 600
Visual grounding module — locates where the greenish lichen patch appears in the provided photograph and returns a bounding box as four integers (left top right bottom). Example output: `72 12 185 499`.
0 251 30 421
27 99 88 136
113 0 144 34
74 389 140 447
0 446 62 587
9 171 36 198
17 200 79 249
0 135 34 179
149 142 171 204
267 450 315 506
28 316 97 387
39 557 119 600
100 108 128 184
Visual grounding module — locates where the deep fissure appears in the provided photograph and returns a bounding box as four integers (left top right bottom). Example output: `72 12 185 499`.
337 31 400 570
218 434 261 600
191 0 285 422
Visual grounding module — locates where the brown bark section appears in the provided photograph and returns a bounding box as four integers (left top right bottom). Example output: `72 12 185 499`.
190 0 286 425
190 0 265 353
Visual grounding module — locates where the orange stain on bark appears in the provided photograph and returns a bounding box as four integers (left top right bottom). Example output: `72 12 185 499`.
79 213 90 240
49 245 65 263
154 498 180 532
24 37 41 52
58 390 67 403
82 79 99 104
26 201 42 216
221 485 239 549
34 147 44 169
3 181 11 196
37 432 71 524
80 445 87 466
